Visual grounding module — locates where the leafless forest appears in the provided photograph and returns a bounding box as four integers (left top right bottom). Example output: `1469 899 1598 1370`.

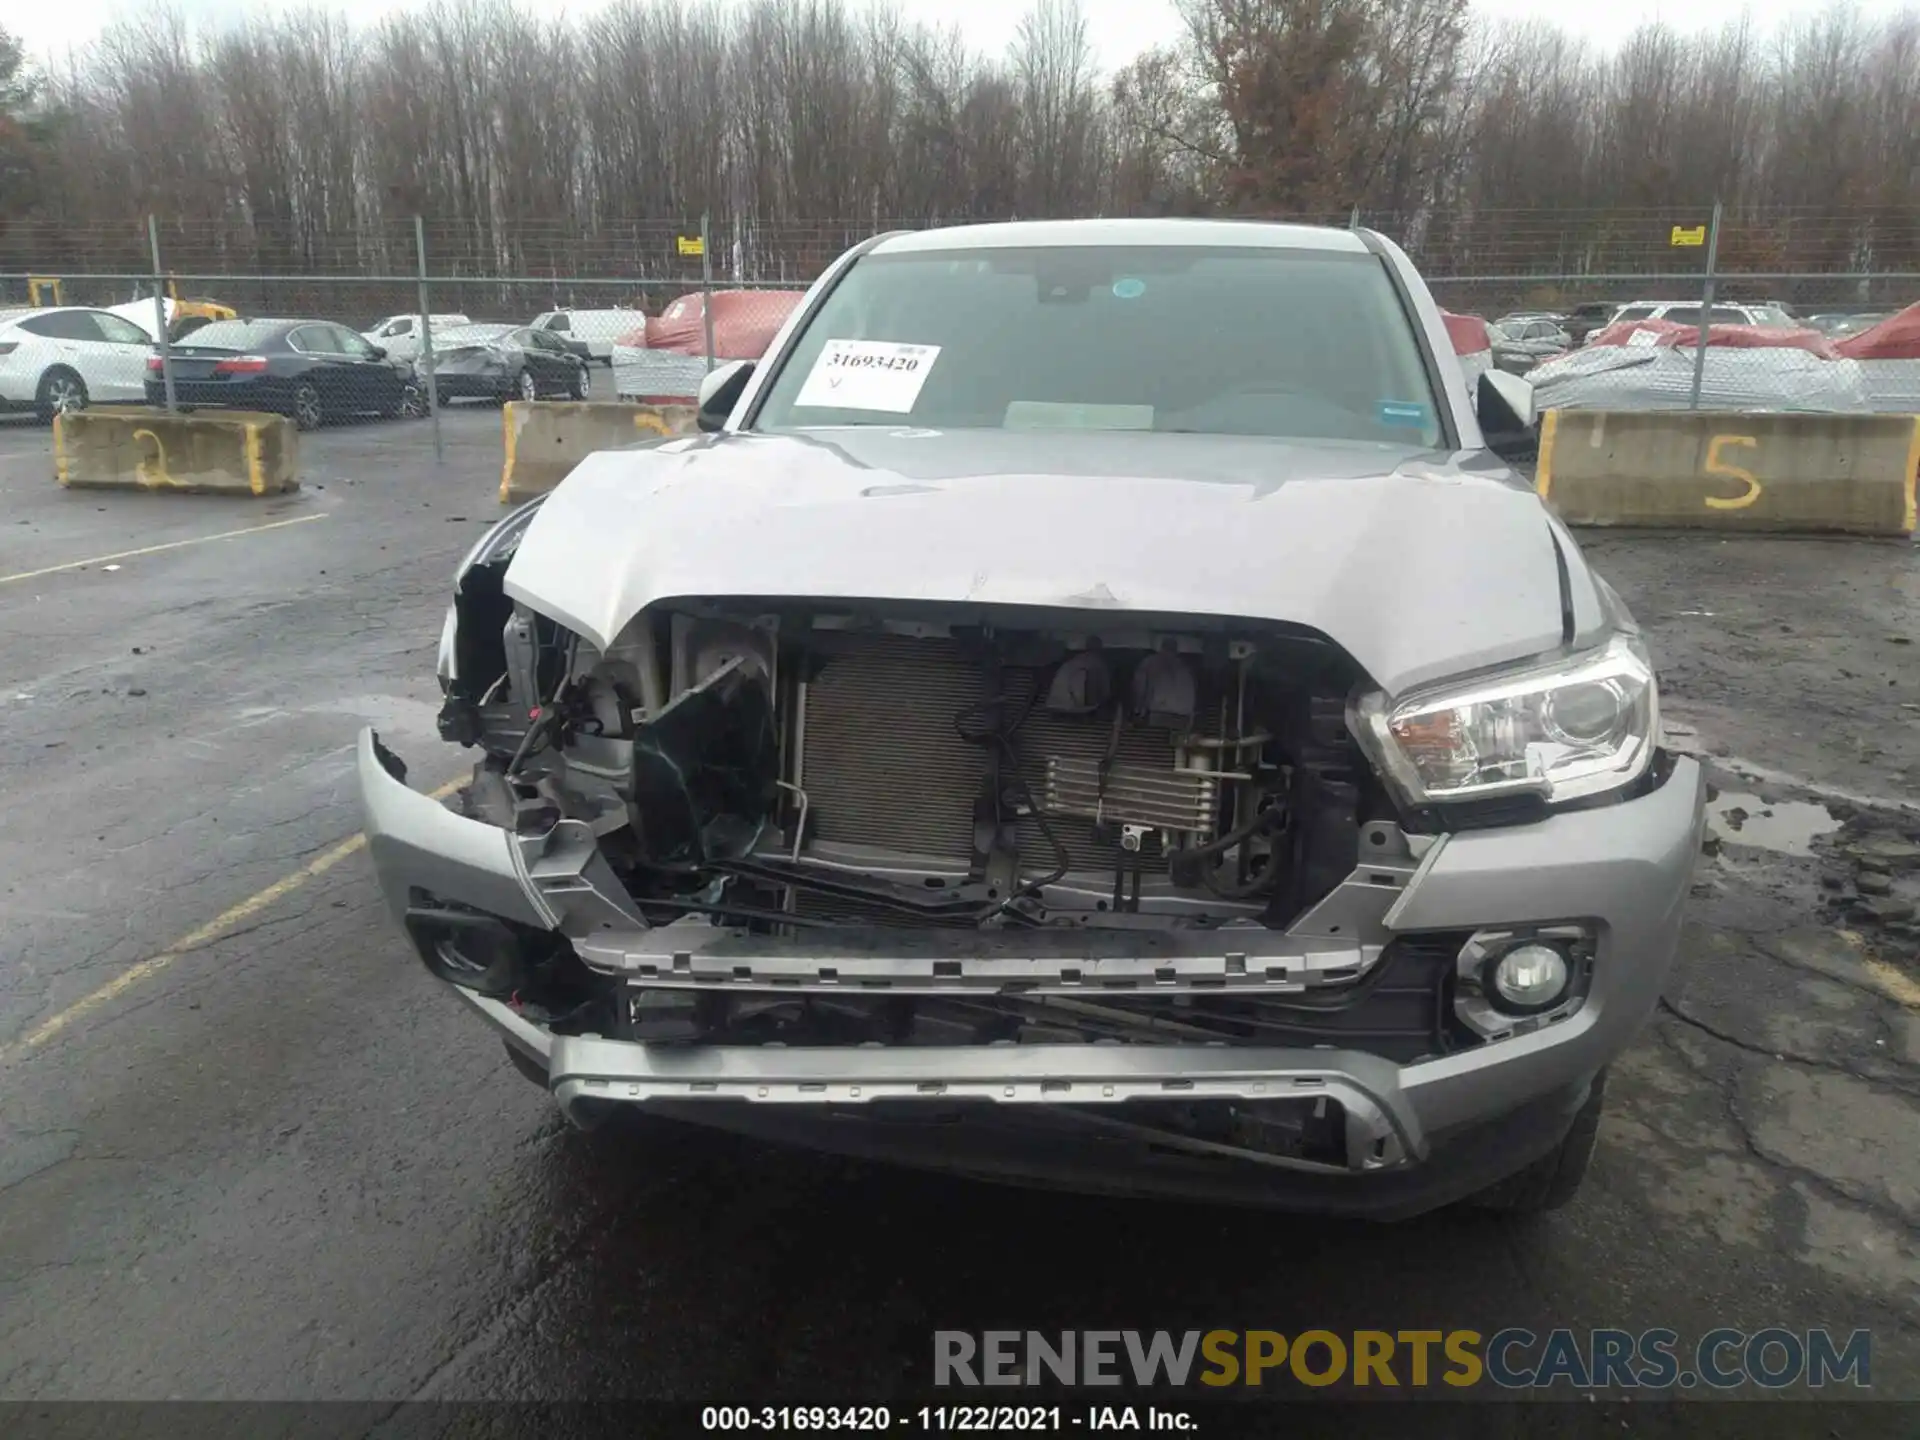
1 0 1918 283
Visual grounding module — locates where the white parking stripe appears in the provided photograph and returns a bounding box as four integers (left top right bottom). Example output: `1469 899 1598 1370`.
0 512 327 586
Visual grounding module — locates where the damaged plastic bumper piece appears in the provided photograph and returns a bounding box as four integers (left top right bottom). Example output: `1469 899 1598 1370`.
444 983 1418 1174
360 728 643 938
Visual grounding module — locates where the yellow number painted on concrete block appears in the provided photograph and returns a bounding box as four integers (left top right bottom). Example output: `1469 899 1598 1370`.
633 412 671 437
132 428 175 488
1703 434 1761 510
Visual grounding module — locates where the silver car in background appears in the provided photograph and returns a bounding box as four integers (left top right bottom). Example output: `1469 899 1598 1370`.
1489 317 1574 373
359 219 1704 1220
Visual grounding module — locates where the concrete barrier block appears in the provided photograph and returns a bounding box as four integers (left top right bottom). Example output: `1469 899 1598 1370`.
1538 409 1920 537
54 407 298 496
500 400 698 503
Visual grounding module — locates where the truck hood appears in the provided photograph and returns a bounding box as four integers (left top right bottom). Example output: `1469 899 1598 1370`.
503 428 1585 694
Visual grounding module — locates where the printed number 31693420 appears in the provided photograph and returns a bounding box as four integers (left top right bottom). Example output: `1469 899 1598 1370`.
828 349 923 373
794 340 943 412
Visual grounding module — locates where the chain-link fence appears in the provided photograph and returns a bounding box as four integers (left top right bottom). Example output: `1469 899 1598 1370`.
4 208 1917 442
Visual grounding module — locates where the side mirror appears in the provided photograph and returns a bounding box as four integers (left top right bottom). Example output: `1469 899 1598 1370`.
696 360 754 433
1477 369 1536 461
368 344 389 360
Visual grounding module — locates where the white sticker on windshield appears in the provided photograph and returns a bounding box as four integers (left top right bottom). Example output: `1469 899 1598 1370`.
1626 327 1661 348
794 340 941 412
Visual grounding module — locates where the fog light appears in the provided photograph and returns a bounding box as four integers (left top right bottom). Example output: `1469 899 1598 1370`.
1454 925 1593 1040
1489 943 1570 1011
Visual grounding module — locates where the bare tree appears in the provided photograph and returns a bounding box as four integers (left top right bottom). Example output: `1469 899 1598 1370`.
1010 0 1099 214
8 0 1919 300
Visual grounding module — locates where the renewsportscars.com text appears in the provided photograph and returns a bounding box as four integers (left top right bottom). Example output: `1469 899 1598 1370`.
933 1328 1871 1391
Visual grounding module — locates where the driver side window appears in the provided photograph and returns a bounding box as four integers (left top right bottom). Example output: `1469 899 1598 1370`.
94 313 155 345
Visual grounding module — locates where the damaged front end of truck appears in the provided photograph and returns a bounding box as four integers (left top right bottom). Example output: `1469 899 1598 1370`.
373 514 1481 1194
358 447 1696 1215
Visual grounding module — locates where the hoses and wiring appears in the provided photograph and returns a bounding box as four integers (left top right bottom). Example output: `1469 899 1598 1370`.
954 676 1070 918
505 705 557 776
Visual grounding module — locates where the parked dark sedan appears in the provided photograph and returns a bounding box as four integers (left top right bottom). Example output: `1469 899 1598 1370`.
422 324 591 404
144 318 422 430
1561 301 1625 345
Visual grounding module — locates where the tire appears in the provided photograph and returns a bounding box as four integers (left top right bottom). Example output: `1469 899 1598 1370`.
1471 1071 1606 1214
517 369 540 403
35 367 88 424
571 364 589 400
290 382 324 431
380 382 423 420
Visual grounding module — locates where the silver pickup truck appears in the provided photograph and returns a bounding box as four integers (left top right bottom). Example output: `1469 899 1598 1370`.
358 218 1703 1220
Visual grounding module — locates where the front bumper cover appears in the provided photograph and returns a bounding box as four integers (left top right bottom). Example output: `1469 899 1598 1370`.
357 728 1704 1191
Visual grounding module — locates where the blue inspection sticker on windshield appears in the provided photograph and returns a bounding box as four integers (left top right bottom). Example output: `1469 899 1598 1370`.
1377 400 1430 428
1112 278 1147 299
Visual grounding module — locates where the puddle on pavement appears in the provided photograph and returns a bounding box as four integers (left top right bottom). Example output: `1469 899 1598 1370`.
1705 791 1841 857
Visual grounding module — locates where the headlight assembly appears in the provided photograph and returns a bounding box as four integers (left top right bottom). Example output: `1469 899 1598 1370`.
1353 633 1658 807
443 499 549 690
454 496 546 584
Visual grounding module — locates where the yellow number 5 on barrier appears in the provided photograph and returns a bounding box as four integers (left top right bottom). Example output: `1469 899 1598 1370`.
1702 434 1762 510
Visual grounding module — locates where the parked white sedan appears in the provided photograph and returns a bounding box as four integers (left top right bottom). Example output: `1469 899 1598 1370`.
0 307 155 421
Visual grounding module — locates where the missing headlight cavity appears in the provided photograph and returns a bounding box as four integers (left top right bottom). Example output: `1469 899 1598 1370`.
443 597 1406 940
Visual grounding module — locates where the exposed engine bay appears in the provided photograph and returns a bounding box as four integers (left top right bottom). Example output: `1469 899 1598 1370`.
439 574 1383 920
421 546 1470 1064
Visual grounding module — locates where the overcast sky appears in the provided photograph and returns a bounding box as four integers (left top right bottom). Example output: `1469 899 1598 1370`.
13 0 1919 70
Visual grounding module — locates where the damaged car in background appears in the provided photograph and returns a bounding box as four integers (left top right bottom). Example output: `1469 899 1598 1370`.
358 219 1705 1219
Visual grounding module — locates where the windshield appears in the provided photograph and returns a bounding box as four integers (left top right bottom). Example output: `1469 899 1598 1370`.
752 245 1444 447
435 324 515 347
177 319 283 351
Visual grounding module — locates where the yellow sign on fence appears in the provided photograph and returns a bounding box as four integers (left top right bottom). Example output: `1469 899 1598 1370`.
677 235 705 257
1671 225 1707 247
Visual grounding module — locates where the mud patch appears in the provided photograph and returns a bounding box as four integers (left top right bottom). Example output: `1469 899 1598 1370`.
1704 790 1840 856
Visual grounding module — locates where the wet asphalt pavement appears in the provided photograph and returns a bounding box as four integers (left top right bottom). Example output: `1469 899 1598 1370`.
0 408 1916 1416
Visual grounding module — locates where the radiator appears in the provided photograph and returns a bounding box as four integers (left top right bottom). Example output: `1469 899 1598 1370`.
797 632 1212 872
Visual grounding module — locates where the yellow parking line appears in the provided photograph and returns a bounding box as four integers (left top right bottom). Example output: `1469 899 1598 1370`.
0 776 465 1061
1866 958 1920 1012
0 512 326 586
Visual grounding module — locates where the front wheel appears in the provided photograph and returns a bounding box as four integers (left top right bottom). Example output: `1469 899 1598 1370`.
36 367 88 425
571 364 590 400
290 382 324 431
383 382 426 419
517 369 539 403
1470 1071 1606 1214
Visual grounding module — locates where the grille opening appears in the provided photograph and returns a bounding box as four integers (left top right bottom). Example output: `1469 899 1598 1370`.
619 935 1473 1061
